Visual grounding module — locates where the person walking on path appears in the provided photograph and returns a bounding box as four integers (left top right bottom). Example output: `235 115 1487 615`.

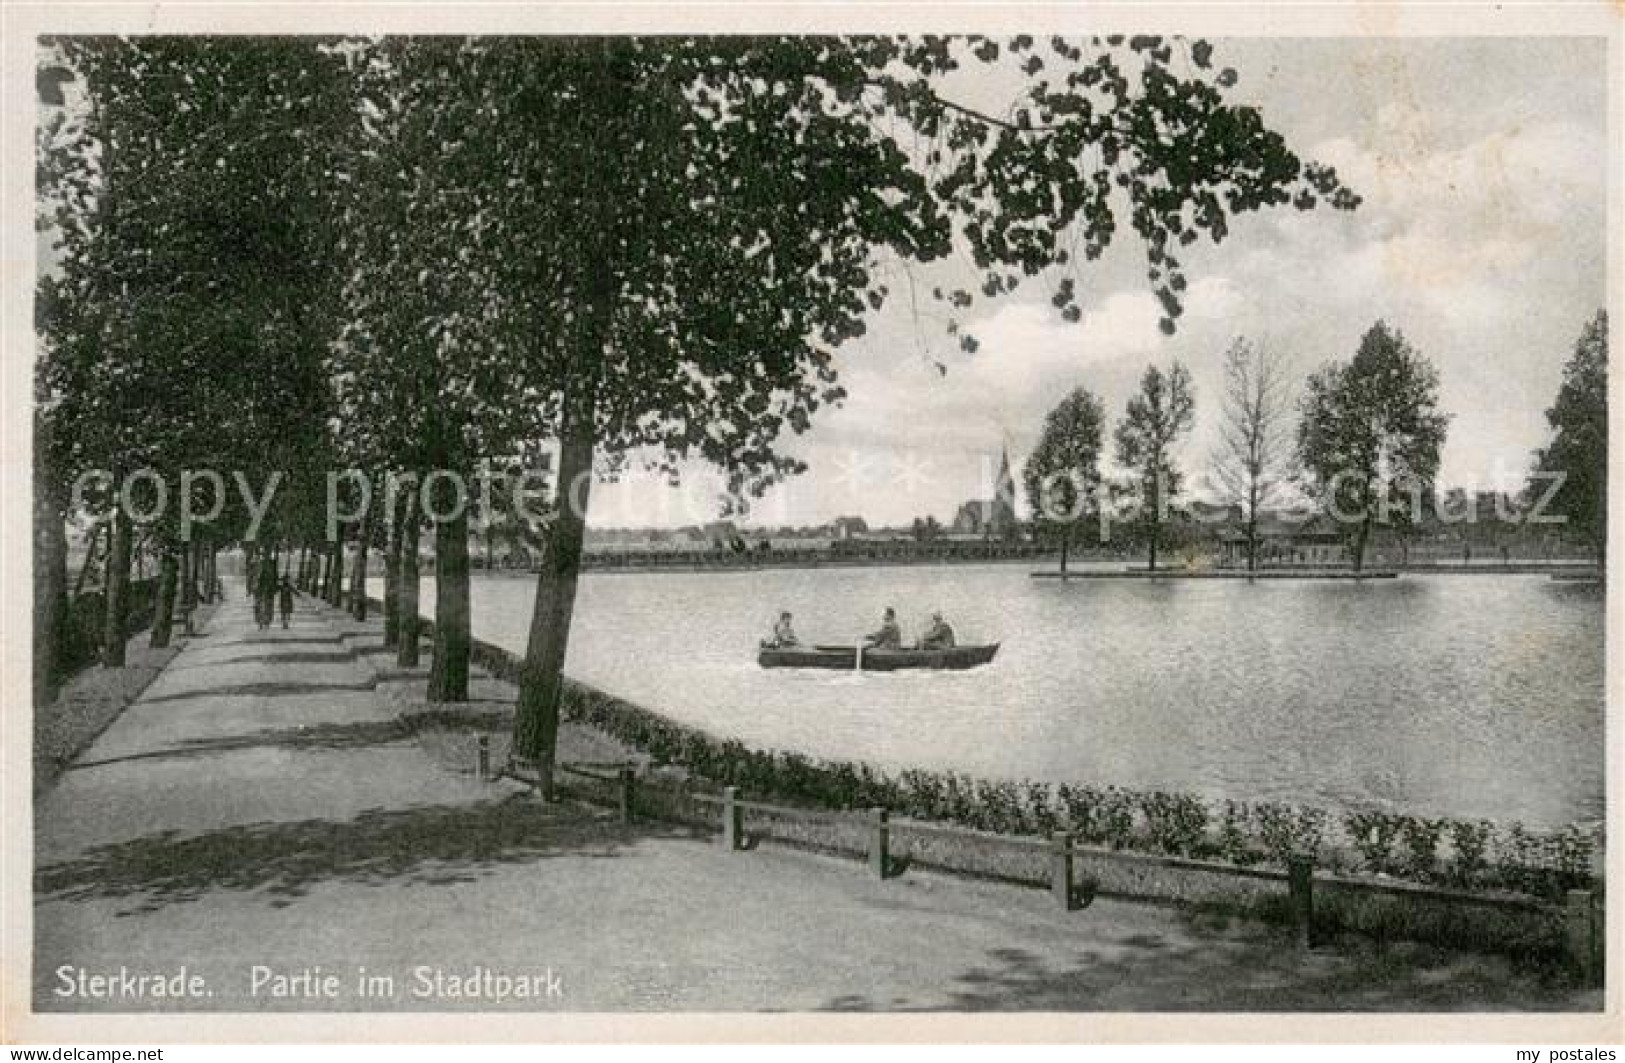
277 576 295 630
254 557 277 630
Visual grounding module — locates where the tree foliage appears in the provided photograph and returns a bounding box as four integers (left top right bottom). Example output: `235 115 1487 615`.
1113 362 1195 571
39 38 348 532
1530 310 1607 562
1212 337 1295 570
1023 387 1105 571
325 35 1357 499
1297 321 1449 572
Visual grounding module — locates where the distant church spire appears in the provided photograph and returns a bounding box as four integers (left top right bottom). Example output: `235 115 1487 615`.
991 443 1017 540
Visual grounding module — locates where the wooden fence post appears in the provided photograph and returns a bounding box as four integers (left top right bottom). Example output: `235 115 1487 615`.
1565 889 1599 985
618 765 636 826
722 786 743 850
1051 831 1077 910
475 735 490 781
1287 855 1315 950
868 808 889 879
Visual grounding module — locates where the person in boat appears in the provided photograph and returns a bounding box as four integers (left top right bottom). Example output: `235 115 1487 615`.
865 607 903 650
765 610 799 648
918 612 956 650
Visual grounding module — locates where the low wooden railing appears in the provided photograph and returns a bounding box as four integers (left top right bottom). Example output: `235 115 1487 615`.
483 767 1604 983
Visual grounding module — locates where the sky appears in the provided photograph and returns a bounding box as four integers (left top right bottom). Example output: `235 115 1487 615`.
587 36 1609 530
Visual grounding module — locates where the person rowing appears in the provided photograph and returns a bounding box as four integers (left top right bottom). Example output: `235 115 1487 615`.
763 610 800 648
865 606 903 650
918 612 956 650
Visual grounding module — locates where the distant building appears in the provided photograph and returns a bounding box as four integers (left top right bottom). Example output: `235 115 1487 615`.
951 447 1020 541
1185 500 1240 525
701 520 744 551
1217 510 1346 567
830 516 869 540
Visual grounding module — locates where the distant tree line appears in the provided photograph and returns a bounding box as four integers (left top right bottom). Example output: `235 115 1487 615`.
1024 312 1607 574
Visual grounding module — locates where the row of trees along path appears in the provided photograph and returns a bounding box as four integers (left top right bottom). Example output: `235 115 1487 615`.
38 36 1364 791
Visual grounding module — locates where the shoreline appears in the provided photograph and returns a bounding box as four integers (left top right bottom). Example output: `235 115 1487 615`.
426 558 1602 579
1030 569 1401 581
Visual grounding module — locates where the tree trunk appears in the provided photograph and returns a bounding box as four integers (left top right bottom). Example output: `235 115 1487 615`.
100 510 133 668
260 553 279 621
319 541 332 602
34 478 70 705
73 521 105 596
427 503 470 703
1352 514 1371 574
180 540 197 635
513 410 596 793
149 549 180 649
383 487 403 650
349 502 372 622
397 512 421 668
327 535 345 606
511 106 613 791
1146 471 1161 573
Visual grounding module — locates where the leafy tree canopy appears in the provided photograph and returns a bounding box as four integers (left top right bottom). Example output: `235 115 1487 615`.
1530 310 1607 557
328 35 1359 506
1024 386 1106 532
1115 360 1196 497
1297 320 1450 564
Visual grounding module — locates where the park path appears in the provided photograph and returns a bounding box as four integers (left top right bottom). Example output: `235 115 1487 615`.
31 594 1593 1013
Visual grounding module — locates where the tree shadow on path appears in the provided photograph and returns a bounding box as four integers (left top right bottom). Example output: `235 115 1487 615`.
140 681 377 705
826 928 1590 1012
37 795 709 915
166 651 360 672
224 635 349 648
66 719 421 771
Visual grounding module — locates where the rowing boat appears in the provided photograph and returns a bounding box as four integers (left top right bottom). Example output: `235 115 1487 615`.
756 642 999 671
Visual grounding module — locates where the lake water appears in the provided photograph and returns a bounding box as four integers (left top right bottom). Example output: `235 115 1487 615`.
379 564 1605 827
